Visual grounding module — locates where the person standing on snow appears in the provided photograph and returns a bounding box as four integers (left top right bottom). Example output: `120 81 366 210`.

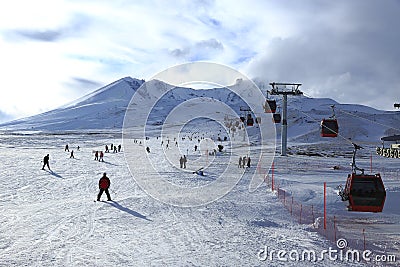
70 150 74 158
238 156 243 168
247 156 251 168
99 151 104 162
183 155 187 168
179 156 184 168
65 144 69 152
42 154 51 170
97 173 112 201
94 151 99 161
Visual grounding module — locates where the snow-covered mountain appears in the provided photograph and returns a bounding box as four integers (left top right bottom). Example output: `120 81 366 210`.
0 77 144 131
1 77 399 144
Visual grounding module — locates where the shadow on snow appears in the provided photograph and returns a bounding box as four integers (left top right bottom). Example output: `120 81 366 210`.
44 169 63 178
103 201 152 221
101 161 119 166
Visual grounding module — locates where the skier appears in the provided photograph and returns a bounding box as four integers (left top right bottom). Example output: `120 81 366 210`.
242 156 247 168
193 168 204 176
238 156 243 168
146 146 150 153
97 173 112 201
218 144 224 152
70 150 74 158
183 155 187 168
42 154 51 170
94 151 99 161
247 156 251 168
118 144 121 152
105 145 109 153
179 156 183 168
194 145 198 152
99 151 104 162
65 144 69 152
77 146 80 151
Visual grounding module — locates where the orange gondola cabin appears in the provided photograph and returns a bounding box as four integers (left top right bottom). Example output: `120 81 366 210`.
273 113 281 124
246 114 254 126
321 105 338 137
321 119 339 137
339 144 386 212
264 99 277 113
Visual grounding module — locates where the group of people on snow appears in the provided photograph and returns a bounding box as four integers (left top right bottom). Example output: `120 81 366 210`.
238 156 251 168
105 144 122 153
65 144 80 159
94 150 104 162
179 155 187 168
41 143 119 201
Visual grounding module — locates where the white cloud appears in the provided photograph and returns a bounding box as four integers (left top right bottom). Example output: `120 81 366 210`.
0 0 399 122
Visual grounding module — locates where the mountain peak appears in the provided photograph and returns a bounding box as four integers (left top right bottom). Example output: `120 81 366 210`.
0 77 399 143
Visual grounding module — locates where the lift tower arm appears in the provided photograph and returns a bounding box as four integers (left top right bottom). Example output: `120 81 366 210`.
269 82 303 156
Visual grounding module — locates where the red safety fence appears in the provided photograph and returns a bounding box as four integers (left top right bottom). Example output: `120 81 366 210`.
260 164 399 260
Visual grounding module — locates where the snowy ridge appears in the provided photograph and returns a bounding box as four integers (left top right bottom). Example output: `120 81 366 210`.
0 77 144 131
0 77 399 144
60 77 144 109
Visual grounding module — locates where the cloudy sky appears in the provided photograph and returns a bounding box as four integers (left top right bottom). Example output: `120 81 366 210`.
1 0 399 122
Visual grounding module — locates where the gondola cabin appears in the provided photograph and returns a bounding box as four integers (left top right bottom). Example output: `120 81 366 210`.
264 100 277 113
342 173 386 212
321 119 338 137
272 113 281 124
246 114 254 126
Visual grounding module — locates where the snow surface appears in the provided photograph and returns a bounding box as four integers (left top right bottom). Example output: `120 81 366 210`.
0 77 399 266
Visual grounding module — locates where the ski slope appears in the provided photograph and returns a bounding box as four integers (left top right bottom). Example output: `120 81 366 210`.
0 76 399 266
0 126 398 266
0 131 326 266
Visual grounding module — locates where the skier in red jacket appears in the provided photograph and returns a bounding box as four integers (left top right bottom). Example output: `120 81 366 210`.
97 173 112 201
